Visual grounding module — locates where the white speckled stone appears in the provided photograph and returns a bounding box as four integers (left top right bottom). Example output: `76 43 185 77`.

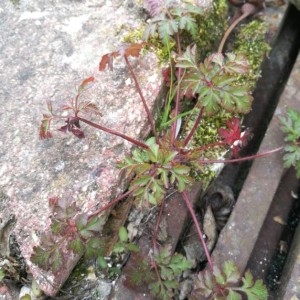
0 0 162 296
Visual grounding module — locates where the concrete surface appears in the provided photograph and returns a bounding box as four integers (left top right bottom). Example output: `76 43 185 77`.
0 0 162 296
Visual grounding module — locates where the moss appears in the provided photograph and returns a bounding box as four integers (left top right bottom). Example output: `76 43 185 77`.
185 110 231 187
122 25 175 62
193 0 229 59
188 111 231 147
122 0 229 62
122 25 144 44
233 19 271 88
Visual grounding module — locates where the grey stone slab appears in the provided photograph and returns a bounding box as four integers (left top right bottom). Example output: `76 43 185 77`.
0 0 162 296
276 222 300 299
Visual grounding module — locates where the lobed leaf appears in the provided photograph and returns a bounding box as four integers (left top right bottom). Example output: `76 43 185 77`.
50 247 63 273
178 15 197 36
30 246 52 270
68 238 85 255
99 43 147 71
77 215 103 239
227 290 242 300
223 260 240 283
85 238 105 258
239 271 268 299
158 19 178 45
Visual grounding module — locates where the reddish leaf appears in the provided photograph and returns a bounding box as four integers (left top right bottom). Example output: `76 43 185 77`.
80 101 102 116
49 197 59 209
122 42 147 58
99 52 118 71
71 128 85 139
72 119 81 128
61 104 74 111
99 43 147 71
78 76 95 94
58 124 68 133
218 117 251 157
218 117 241 145
80 76 94 88
162 67 172 87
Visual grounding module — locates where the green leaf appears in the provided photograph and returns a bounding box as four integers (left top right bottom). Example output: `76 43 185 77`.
77 216 104 239
185 3 204 15
85 238 105 258
149 281 174 300
169 254 193 275
227 289 242 300
158 19 178 45
198 87 220 115
175 45 198 69
161 150 178 164
124 243 140 252
143 22 158 41
160 266 174 280
239 271 268 300
211 53 224 66
97 256 108 269
0 268 5 281
113 242 126 254
119 226 128 243
223 260 240 283
178 15 197 36
31 279 43 297
131 174 152 188
50 247 63 273
224 53 250 74
39 116 53 139
213 266 226 285
68 238 85 255
159 168 169 188
30 246 52 270
280 108 300 178
50 220 65 235
148 143 160 162
171 164 190 175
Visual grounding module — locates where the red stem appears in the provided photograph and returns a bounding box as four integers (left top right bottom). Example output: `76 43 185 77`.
88 189 135 220
218 11 252 54
197 146 283 164
181 191 214 271
77 116 149 149
171 33 183 147
124 56 160 144
191 141 226 153
183 107 204 147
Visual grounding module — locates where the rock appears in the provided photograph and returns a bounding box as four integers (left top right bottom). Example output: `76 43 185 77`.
0 0 162 296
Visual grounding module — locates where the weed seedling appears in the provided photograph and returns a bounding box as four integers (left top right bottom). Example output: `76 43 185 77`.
33 0 277 298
